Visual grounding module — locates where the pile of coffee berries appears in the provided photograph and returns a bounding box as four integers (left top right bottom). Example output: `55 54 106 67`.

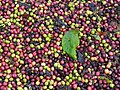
0 0 120 90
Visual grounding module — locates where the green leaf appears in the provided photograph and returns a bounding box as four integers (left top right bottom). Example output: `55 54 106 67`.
105 78 113 84
69 48 77 60
62 30 79 60
91 35 101 40
100 76 105 80
100 76 112 84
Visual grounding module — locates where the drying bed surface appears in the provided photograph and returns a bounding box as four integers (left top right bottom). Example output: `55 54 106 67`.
0 0 120 90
